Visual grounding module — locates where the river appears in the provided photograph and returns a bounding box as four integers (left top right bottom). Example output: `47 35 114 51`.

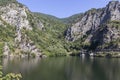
2 57 120 80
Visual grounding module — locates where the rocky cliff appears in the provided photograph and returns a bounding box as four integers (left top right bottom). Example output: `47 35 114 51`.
0 0 68 57
0 0 44 57
65 1 120 51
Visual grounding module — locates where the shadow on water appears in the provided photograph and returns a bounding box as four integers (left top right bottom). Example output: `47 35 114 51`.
1 57 120 80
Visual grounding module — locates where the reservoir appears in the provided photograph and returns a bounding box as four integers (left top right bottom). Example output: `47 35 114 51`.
2 57 120 80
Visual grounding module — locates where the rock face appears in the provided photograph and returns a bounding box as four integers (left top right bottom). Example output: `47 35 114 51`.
3 43 10 56
0 3 32 30
0 1 43 57
90 22 120 50
65 1 120 50
66 1 120 41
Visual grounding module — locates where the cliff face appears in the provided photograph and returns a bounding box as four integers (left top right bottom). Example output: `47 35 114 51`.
90 21 120 50
65 1 120 50
0 1 44 57
66 1 120 41
0 0 67 57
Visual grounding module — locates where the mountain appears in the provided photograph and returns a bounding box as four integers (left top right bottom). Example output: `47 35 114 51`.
0 0 43 57
60 13 84 25
0 0 68 57
65 1 120 54
0 0 119 57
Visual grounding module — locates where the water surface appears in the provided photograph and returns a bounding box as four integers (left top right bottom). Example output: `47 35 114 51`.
2 57 120 80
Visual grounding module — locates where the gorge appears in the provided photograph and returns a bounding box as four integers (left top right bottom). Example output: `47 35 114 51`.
0 0 119 57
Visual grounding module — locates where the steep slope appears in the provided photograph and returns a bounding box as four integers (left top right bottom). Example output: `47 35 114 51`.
65 1 120 52
0 0 68 57
0 0 44 57
25 12 68 56
90 21 120 50
66 1 120 41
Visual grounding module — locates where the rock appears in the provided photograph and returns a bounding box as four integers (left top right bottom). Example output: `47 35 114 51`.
0 3 32 30
65 1 120 51
3 43 10 56
66 1 120 41
0 1 43 57
91 22 120 49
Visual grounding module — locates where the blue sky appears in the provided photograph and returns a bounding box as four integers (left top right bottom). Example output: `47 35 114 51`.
17 0 119 18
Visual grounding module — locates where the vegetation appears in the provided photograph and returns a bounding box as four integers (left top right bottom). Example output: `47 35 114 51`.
61 13 84 25
24 12 69 56
0 1 119 57
95 52 120 58
0 3 85 57
0 42 4 56
0 0 17 6
0 61 22 80
109 20 120 29
25 12 94 56
0 17 16 55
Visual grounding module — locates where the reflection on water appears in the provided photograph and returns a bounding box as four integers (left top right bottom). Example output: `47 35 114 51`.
2 57 120 80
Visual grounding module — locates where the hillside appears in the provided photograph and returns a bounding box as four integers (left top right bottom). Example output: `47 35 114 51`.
0 0 68 57
0 0 119 57
65 1 120 55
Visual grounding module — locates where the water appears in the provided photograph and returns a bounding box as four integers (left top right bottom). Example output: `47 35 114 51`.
2 57 120 80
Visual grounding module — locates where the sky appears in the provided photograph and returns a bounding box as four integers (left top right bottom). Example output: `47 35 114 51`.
17 0 120 18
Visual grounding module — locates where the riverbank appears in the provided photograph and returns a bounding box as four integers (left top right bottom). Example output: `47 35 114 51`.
93 52 120 58
1 50 120 58
69 51 120 58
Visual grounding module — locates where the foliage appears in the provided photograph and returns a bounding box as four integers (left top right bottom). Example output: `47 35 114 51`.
0 0 119 56
26 12 93 56
109 20 120 29
0 25 15 42
0 17 16 42
0 64 22 80
61 13 84 25
0 21 16 55
0 0 17 6
0 22 21 79
25 12 69 56
0 42 4 56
